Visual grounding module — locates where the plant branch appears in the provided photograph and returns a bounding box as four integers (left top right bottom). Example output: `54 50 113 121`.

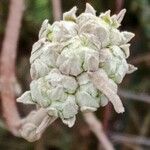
51 0 62 21
83 112 114 150
130 53 150 65
118 89 150 104
20 108 57 142
115 0 124 13
111 133 150 146
0 0 25 136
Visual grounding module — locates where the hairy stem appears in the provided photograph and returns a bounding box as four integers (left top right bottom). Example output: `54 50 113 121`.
0 0 25 136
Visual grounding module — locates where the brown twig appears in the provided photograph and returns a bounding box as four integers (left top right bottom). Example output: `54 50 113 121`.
118 89 150 104
83 112 115 150
51 0 62 21
0 0 25 136
111 133 150 146
140 110 150 136
129 53 150 65
103 103 112 131
14 0 62 142
115 0 124 13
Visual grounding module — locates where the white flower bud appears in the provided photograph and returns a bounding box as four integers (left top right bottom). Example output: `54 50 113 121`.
77 72 90 85
121 31 135 44
85 3 96 15
116 9 126 23
100 94 109 106
51 21 78 42
38 19 52 39
61 95 78 119
17 91 34 104
120 44 130 58
63 6 77 21
76 91 100 112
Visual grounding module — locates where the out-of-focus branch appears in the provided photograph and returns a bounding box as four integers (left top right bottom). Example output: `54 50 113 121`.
103 103 112 131
0 0 25 136
115 0 124 13
111 133 150 146
130 53 150 65
83 112 114 150
140 111 150 136
51 0 62 21
118 89 150 104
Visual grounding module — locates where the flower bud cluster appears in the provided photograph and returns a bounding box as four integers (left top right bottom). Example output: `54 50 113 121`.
17 3 137 127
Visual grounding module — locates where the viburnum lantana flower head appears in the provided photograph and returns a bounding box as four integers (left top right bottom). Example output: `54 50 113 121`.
17 3 137 127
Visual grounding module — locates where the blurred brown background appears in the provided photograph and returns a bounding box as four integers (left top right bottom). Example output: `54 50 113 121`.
0 0 150 150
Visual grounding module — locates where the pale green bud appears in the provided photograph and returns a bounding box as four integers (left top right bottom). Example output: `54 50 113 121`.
17 3 137 127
